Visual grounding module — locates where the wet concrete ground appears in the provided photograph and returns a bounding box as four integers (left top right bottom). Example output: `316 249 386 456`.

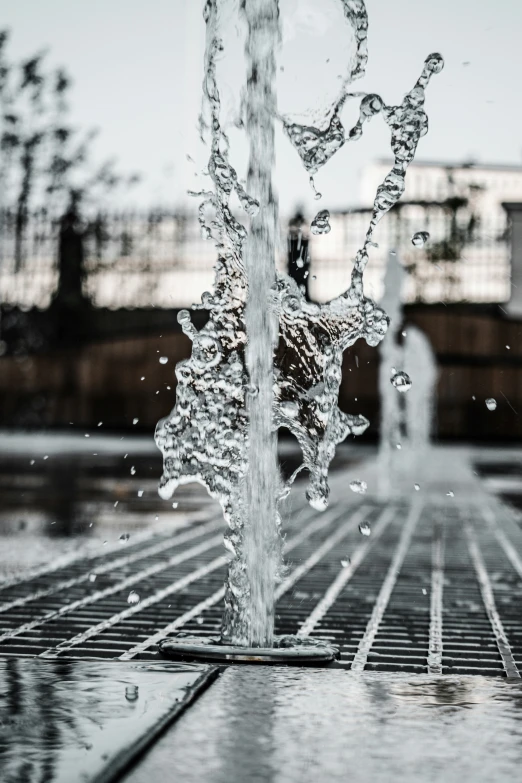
0 431 360 580
124 667 522 783
2 434 522 782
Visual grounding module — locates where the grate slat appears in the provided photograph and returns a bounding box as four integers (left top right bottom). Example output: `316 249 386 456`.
2 493 522 677
464 522 520 679
351 499 422 672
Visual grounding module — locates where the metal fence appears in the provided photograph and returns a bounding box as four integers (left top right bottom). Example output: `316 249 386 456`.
0 205 511 309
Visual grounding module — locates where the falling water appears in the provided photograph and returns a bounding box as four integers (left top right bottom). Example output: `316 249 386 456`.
156 0 443 648
378 251 437 496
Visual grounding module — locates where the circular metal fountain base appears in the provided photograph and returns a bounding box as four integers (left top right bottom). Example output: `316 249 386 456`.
158 634 339 665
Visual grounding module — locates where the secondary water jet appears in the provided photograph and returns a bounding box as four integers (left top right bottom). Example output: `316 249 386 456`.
157 0 443 664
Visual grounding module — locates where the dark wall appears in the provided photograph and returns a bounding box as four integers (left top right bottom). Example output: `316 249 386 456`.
1 305 521 440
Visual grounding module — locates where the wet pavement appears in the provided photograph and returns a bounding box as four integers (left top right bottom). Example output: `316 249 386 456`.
0 432 214 580
0 658 217 783
124 667 522 783
2 436 522 781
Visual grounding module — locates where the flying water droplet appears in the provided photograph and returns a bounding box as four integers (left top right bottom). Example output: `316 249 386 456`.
341 558 350 568
137 490 144 497
159 356 168 365
119 533 130 543
89 573 97 583
412 231 430 247
133 418 139 425
125 685 139 701
127 591 140 605
414 483 420 491
359 521 371 537
485 397 497 411
391 370 412 393
446 490 454 497
349 479 367 494
310 210 331 235
130 466 136 475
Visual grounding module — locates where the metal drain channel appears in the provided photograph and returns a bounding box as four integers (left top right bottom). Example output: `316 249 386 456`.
2 496 522 676
351 499 422 673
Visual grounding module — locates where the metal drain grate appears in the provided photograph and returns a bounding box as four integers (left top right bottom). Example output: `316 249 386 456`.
1 496 522 677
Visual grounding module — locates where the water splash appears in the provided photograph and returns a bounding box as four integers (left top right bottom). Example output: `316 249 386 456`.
378 253 437 496
156 0 443 647
311 209 331 235
391 370 412 393
412 230 430 247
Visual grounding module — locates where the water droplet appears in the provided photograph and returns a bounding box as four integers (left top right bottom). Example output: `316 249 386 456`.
196 616 204 625
137 490 144 497
97 422 103 427
414 483 420 491
114 501 119 508
89 573 97 583
130 466 136 475
119 533 130 543
396 443 402 450
140 376 145 381
30 459 35 465
127 591 140 605
341 559 350 568
310 210 331 235
125 685 139 701
349 479 367 494
391 370 412 393
43 455 49 460
359 522 371 537
133 418 139 425
85 434 90 438
172 502 178 509
159 356 168 365
412 231 430 247
485 397 497 411
506 345 511 350
422 588 427 595
425 52 445 74
446 490 454 497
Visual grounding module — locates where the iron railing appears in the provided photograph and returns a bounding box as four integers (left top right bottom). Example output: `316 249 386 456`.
0 205 511 309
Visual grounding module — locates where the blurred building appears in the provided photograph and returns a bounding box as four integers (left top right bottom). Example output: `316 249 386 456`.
1 159 522 440
361 160 522 223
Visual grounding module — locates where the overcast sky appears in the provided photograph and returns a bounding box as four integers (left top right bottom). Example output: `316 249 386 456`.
3 0 522 214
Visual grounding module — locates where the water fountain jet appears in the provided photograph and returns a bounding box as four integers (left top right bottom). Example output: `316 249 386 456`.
157 0 443 664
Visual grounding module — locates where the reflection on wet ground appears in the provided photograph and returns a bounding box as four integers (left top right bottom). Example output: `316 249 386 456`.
124 667 522 783
0 437 213 580
0 433 360 581
0 658 217 783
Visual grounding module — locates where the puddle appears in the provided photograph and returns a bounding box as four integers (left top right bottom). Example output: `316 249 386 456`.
0 658 217 783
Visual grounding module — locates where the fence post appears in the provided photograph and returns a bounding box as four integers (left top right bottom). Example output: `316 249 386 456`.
287 211 310 299
54 205 87 309
502 202 522 317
